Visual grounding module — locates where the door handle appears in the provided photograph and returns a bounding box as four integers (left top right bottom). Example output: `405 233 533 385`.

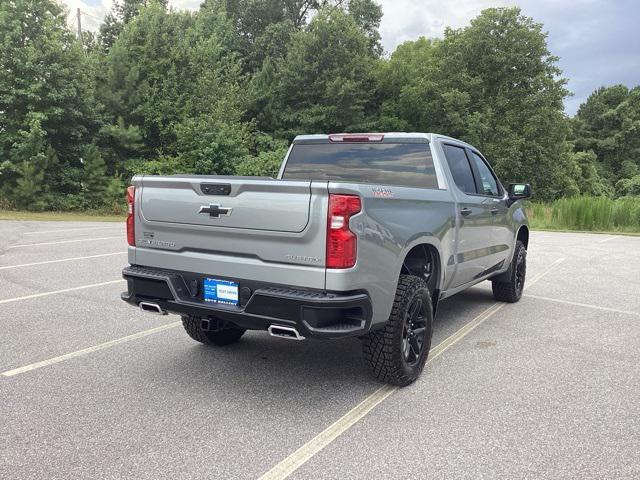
460 207 472 216
491 207 500 215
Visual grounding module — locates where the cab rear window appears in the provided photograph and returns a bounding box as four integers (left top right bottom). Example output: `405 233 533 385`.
282 143 438 189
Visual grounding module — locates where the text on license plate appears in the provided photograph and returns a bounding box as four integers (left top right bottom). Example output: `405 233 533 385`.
203 278 239 305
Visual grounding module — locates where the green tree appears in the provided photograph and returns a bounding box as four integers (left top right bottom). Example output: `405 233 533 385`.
615 175 640 197
98 1 252 175
3 116 57 210
200 0 296 72
568 151 612 197
6 0 637 212
97 4 197 153
96 117 144 176
263 8 380 137
375 37 438 130
98 12 124 52
572 85 640 185
376 7 576 200
0 0 98 206
348 0 383 55
173 115 251 175
235 135 289 176
98 0 168 51
448 6 574 198
81 144 110 208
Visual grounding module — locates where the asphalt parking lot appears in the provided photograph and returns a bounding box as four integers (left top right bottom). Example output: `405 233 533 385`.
1 221 639 479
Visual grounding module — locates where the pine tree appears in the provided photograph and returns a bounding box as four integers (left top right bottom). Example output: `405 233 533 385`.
82 144 110 209
8 116 50 210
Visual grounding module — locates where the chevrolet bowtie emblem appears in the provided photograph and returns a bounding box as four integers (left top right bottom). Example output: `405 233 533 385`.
198 204 233 218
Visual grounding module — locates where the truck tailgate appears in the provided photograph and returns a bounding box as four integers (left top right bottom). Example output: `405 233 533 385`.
140 176 311 232
132 176 328 289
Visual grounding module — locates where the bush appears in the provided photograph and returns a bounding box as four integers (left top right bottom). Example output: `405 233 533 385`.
235 148 288 177
528 196 640 232
615 175 640 197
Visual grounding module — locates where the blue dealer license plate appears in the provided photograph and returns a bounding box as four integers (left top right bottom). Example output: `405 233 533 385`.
203 278 239 305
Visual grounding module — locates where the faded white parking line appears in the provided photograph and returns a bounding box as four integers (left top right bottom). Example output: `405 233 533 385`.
258 257 566 480
257 383 397 480
7 236 122 249
23 226 122 235
598 235 620 243
525 257 566 285
0 258 567 450
524 293 639 317
0 279 124 305
258 305 506 480
0 252 126 270
1 322 181 377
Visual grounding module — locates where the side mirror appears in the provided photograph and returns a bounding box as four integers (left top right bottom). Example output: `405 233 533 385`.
508 183 531 202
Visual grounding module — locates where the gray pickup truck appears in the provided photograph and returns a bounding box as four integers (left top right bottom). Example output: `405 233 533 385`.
121 133 531 386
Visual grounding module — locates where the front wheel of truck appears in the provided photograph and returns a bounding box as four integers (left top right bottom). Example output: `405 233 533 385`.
361 275 433 387
181 315 246 346
491 240 527 303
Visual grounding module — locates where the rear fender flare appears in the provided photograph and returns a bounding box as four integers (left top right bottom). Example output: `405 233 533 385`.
398 235 445 297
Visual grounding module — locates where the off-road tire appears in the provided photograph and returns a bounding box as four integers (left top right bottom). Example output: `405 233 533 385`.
181 315 245 346
361 275 433 387
492 240 527 303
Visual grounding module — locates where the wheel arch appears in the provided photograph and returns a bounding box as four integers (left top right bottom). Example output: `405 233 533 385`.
517 224 529 249
399 240 443 314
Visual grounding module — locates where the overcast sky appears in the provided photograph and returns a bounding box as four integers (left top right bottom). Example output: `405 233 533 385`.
62 0 639 115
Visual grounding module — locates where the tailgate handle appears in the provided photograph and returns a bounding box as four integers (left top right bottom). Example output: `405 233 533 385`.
201 183 231 196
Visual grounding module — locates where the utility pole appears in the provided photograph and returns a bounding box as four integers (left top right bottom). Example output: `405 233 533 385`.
76 8 83 50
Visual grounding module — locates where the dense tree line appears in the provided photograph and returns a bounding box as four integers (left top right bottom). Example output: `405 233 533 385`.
1 0 638 211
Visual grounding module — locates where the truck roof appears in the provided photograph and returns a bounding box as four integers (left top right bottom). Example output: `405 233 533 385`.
292 132 473 148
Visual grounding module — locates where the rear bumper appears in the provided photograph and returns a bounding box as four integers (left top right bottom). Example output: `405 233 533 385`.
121 265 373 339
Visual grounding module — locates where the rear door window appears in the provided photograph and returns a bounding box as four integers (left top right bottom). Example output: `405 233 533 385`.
442 144 477 194
282 143 438 189
469 151 500 196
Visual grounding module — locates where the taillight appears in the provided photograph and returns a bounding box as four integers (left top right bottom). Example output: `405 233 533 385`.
326 194 361 269
126 186 135 246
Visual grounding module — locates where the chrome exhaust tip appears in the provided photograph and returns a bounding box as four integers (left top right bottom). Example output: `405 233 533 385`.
268 325 305 341
139 302 167 315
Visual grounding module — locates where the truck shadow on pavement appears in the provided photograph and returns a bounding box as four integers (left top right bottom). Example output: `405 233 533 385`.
148 286 499 398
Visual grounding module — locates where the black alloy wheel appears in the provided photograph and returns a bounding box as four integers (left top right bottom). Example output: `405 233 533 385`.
403 296 428 366
514 246 526 295
492 240 527 303
362 275 434 386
